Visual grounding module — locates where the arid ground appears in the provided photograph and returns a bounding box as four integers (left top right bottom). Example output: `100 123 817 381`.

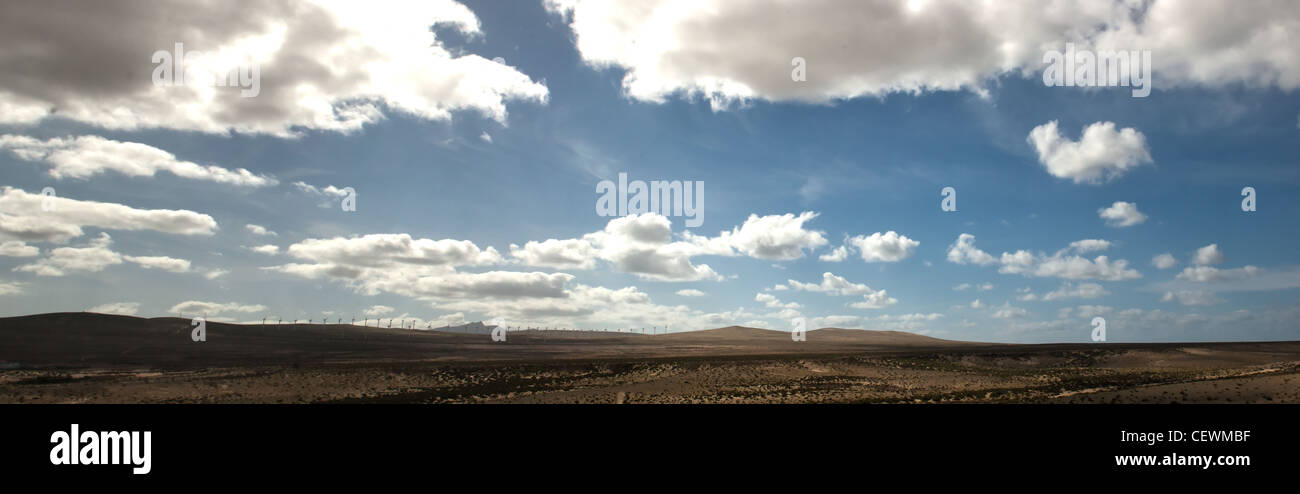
2 313 1298 404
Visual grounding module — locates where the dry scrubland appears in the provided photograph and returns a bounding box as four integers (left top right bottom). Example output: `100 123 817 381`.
2 313 1298 404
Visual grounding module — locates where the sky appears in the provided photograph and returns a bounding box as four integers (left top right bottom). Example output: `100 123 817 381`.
0 0 1298 343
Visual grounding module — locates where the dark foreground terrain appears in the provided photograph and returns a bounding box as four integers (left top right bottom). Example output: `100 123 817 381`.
2 312 1298 403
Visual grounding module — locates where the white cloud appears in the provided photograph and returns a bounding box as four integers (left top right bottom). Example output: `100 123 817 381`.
676 289 705 297
1176 265 1259 283
847 290 898 309
725 211 827 261
0 241 39 257
953 283 971 291
0 0 548 136
846 231 918 262
1075 305 1112 318
1029 121 1152 184
1152 253 1178 269
775 272 897 309
1193 243 1226 266
479 131 493 143
545 1 1300 107
261 233 603 305
364 305 394 316
1068 239 1112 253
970 299 985 309
1161 290 1223 307
88 302 140 316
285 234 502 268
0 135 276 186
168 300 267 316
0 280 22 296
992 303 1028 319
292 181 351 198
950 234 1140 281
808 315 862 329
0 187 217 243
1041 282 1109 301
947 233 995 265
509 238 597 270
1098 201 1148 227
999 250 1141 281
508 212 832 281
246 224 277 236
249 245 280 255
818 245 849 262
585 214 723 281
755 292 800 310
14 233 122 276
123 255 192 273
786 272 876 296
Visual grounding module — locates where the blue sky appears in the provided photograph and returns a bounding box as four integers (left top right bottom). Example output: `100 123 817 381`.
0 0 1298 342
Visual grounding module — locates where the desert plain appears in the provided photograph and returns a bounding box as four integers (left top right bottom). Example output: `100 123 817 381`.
2 312 1298 404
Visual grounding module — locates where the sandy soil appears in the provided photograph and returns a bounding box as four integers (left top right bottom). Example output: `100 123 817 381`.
2 313 1298 404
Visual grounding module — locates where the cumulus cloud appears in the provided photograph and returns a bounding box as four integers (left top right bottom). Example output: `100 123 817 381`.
1075 305 1112 318
285 234 502 268
509 238 597 270
0 240 39 257
246 224 277 236
123 255 192 273
14 233 122 276
546 1 1300 107
1152 253 1178 269
0 187 217 243
364 305 394 317
999 249 1141 281
992 303 1028 319
1098 201 1148 227
776 272 897 309
1029 122 1152 184
293 182 351 198
676 289 705 297
0 280 22 296
1161 290 1223 307
725 211 827 261
88 302 141 316
0 0 548 136
755 292 801 310
168 300 267 316
847 290 898 309
846 231 918 262
1068 239 1111 253
508 212 829 281
1175 265 1259 283
946 233 995 266
784 272 876 296
1192 243 1226 266
585 214 724 281
0 135 275 186
818 245 849 262
1041 282 1109 301
265 233 579 303
249 245 280 255
948 233 1141 281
